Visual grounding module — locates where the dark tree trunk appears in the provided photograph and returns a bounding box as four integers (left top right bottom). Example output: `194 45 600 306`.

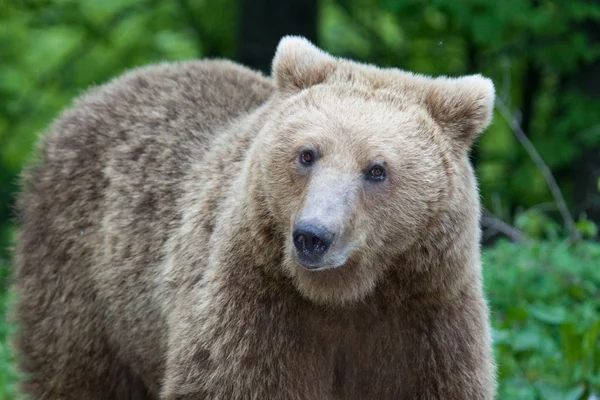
573 148 600 223
237 0 318 75
521 0 541 137
570 17 600 225
520 61 541 136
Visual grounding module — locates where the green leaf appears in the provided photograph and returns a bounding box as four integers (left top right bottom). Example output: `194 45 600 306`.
530 304 568 325
561 323 584 364
576 218 599 239
563 385 586 400
513 328 543 352
537 384 586 400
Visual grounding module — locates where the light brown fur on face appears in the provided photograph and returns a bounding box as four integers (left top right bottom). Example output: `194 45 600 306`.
263 91 452 304
12 36 497 399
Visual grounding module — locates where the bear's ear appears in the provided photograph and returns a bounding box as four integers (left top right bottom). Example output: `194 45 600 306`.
424 75 495 153
272 36 337 94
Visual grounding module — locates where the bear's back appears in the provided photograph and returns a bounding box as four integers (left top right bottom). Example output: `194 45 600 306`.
12 59 273 396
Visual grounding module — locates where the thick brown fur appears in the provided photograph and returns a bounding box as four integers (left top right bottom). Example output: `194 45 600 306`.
12 36 497 399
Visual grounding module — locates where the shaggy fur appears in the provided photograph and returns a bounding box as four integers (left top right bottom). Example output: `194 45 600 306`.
12 36 497 399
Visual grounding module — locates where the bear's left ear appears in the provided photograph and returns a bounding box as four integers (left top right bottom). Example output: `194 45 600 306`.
425 75 495 153
271 36 337 94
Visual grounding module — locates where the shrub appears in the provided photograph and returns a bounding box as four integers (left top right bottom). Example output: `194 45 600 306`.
485 240 600 399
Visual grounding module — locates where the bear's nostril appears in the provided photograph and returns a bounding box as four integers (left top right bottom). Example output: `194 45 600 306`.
297 234 308 252
312 237 323 250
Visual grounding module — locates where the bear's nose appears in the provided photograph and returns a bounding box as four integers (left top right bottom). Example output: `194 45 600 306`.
293 225 333 266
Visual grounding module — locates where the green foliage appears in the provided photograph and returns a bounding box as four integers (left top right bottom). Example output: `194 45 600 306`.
576 216 599 239
515 209 562 240
0 259 18 400
485 240 600 399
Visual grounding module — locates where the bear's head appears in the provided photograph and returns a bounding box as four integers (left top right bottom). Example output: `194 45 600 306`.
256 36 495 305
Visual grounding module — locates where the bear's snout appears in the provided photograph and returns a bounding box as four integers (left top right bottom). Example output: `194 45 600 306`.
292 224 334 268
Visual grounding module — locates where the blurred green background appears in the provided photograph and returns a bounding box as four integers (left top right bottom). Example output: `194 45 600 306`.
1 0 600 399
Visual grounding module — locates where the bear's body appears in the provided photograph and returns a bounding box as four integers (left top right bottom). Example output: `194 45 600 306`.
12 37 496 399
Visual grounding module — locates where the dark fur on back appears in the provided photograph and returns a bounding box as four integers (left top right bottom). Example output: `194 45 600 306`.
12 37 496 399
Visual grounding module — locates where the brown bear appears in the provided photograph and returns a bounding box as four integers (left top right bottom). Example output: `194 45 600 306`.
12 36 497 399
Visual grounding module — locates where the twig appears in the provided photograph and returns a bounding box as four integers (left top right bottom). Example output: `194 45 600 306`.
500 57 512 107
524 202 559 214
495 97 580 242
481 209 527 243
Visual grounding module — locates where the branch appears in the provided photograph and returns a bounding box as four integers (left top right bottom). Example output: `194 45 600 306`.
495 97 580 242
481 208 527 243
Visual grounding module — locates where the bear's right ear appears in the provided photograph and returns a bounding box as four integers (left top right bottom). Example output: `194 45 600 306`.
272 36 337 94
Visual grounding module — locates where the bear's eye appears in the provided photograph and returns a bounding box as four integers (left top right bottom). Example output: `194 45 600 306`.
299 149 315 166
366 165 386 181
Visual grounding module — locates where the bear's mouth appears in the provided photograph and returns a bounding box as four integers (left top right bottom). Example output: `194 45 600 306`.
296 259 343 271
293 245 353 271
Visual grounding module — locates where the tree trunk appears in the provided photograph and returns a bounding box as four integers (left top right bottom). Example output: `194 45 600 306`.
570 18 600 226
236 0 318 74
